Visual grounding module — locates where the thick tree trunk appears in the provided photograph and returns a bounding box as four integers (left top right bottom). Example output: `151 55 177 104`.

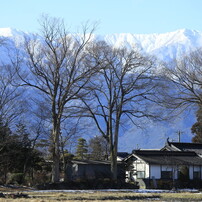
111 150 118 181
110 113 120 181
112 114 120 180
52 151 60 183
51 124 60 183
108 109 116 180
109 134 118 180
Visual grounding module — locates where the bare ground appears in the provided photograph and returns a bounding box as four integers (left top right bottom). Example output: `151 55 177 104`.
0 186 202 201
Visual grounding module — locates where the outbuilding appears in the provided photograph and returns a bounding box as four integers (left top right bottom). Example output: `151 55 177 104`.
70 160 125 181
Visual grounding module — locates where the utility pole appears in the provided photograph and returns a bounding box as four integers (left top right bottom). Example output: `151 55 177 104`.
177 131 183 142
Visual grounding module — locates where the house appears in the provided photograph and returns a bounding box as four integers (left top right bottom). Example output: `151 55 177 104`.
69 152 129 181
66 140 202 189
161 139 202 155
124 148 202 188
117 152 130 161
70 159 125 181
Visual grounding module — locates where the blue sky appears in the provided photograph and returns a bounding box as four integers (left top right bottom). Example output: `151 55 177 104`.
0 0 201 34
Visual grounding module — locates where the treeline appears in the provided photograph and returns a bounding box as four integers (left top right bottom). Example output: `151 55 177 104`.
0 122 48 185
0 15 202 185
74 137 109 161
0 120 107 185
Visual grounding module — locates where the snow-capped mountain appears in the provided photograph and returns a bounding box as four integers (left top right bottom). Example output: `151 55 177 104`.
0 28 201 152
1 28 202 61
102 29 202 62
0 28 26 42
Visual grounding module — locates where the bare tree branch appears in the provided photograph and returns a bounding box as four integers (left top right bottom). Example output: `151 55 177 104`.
14 15 98 183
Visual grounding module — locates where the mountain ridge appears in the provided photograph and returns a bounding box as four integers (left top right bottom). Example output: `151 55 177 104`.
0 28 201 152
1 28 202 62
1 28 202 58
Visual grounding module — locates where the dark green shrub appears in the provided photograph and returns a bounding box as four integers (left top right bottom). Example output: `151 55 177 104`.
33 171 51 185
9 173 24 185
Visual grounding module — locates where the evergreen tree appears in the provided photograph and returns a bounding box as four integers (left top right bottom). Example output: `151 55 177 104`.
14 123 33 175
88 135 109 160
0 121 14 183
75 138 88 160
0 120 44 184
191 105 202 143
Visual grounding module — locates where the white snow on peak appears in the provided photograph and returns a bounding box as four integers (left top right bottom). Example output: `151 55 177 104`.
0 28 201 61
0 27 25 37
103 29 202 51
0 28 14 37
94 29 202 62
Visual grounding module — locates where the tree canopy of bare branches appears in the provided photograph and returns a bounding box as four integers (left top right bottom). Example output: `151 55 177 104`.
15 16 98 182
79 41 164 180
0 39 25 127
162 48 202 142
163 48 202 111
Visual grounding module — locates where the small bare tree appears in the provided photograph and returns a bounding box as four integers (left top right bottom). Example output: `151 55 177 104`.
15 16 97 182
80 41 164 180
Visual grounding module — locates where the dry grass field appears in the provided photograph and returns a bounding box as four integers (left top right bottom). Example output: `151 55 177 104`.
0 188 202 201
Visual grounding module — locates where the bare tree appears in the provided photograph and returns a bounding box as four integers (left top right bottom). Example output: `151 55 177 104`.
0 39 25 127
162 48 202 110
80 41 163 180
14 16 97 182
191 105 202 143
161 48 202 141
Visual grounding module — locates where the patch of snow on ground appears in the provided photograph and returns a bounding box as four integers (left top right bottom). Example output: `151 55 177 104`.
27 189 199 193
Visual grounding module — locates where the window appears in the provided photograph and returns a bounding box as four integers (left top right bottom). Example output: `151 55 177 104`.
161 165 173 179
161 171 172 179
193 166 200 180
193 171 200 179
137 171 145 179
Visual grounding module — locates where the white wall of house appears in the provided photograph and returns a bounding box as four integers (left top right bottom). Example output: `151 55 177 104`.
145 163 150 178
150 165 202 180
126 155 202 182
150 165 161 179
189 166 193 180
150 165 178 180
201 166 202 180
126 155 150 181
